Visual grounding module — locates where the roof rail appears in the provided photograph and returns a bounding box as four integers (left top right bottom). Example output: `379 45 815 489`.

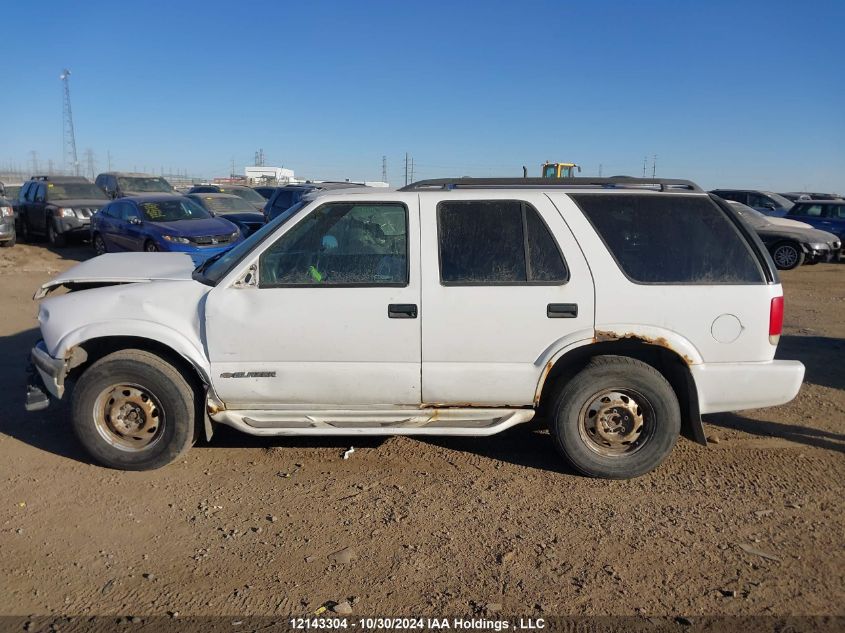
399 176 703 193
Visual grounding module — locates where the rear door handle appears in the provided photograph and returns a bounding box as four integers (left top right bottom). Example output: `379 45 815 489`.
547 303 578 318
388 304 418 319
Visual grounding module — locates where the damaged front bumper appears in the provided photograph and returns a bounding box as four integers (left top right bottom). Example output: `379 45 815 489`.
25 341 68 412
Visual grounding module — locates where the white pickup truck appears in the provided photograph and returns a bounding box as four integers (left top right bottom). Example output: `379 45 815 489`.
26 177 805 478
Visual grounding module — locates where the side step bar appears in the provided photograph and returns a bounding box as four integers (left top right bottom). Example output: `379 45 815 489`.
210 407 535 437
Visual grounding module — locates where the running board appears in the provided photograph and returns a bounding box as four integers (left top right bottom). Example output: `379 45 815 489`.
210 407 535 437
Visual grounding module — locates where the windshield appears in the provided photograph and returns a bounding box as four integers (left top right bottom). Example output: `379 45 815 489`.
764 192 795 210
196 195 256 214
118 176 174 193
138 198 212 222
47 182 108 201
226 187 265 205
197 200 309 284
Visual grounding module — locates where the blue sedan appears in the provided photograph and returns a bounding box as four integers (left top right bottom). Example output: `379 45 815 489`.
90 195 242 262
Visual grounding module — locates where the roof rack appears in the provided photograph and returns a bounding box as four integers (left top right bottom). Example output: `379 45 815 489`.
399 176 703 193
30 175 89 182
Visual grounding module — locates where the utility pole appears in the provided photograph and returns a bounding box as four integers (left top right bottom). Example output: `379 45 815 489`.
231 157 236 179
404 153 409 186
642 156 648 178
60 69 80 176
410 157 415 183
382 155 387 183
107 151 112 171
84 148 95 179
598 163 603 177
652 154 657 178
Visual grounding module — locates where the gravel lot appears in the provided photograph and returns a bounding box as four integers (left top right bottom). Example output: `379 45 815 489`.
1 243 843 620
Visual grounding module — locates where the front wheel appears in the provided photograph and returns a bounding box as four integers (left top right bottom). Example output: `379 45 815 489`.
771 242 804 270
144 240 158 252
549 356 680 479
71 350 196 470
93 233 107 255
47 219 67 247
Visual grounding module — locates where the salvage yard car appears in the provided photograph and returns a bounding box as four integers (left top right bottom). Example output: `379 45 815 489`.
90 194 242 259
95 172 176 198
728 201 841 269
186 193 266 238
26 177 805 479
16 176 108 246
0 194 15 247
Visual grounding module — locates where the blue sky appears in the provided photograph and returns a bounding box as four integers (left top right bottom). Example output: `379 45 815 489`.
2 0 844 191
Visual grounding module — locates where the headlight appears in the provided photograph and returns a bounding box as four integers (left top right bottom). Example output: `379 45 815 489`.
162 235 191 244
0 206 13 217
58 207 75 218
808 242 828 250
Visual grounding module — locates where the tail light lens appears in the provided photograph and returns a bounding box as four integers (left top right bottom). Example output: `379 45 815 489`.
769 296 784 345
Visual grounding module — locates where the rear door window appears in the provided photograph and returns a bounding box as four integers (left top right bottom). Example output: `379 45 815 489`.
571 194 763 284
437 200 568 284
824 205 845 219
793 204 823 217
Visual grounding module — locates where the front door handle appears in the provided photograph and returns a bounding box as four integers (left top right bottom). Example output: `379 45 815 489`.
388 304 418 319
547 303 578 318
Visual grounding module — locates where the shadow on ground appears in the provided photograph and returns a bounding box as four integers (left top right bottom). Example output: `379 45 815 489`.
777 334 845 390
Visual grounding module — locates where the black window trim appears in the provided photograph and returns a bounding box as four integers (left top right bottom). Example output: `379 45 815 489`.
570 192 769 286
258 200 411 289
435 199 570 287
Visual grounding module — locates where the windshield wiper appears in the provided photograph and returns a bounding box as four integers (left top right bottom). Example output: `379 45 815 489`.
193 251 225 275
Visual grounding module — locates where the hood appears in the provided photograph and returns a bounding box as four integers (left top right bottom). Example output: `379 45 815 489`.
758 224 839 244
145 216 237 237
34 252 195 299
768 217 812 229
122 191 178 197
48 198 107 208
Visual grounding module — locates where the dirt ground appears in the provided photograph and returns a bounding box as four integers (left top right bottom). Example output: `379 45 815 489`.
0 242 843 621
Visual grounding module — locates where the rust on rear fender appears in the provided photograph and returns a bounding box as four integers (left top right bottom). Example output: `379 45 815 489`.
594 330 695 366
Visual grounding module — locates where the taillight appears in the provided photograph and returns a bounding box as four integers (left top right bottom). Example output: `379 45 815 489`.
769 296 784 345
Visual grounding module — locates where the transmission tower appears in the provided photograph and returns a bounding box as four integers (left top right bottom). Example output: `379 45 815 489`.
60 69 80 176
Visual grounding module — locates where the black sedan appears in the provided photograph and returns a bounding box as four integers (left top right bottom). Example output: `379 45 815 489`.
729 201 841 269
186 193 266 238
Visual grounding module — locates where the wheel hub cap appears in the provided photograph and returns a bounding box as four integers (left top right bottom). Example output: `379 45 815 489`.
94 384 163 451
579 390 649 456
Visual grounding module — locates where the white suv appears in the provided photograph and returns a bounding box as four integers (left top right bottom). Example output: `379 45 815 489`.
26 177 805 478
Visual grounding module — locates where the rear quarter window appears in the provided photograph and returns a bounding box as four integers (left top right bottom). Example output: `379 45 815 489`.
571 194 764 284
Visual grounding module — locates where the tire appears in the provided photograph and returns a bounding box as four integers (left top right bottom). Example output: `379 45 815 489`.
93 233 107 255
549 355 681 479
47 218 67 247
144 240 158 252
70 349 196 470
771 242 804 270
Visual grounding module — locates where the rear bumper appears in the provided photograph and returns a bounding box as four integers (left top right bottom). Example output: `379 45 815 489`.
691 360 805 414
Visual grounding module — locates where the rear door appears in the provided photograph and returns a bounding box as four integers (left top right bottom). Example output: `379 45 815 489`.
821 204 845 239
419 192 595 406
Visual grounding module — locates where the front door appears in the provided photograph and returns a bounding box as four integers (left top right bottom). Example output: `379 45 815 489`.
419 192 595 406
205 196 421 408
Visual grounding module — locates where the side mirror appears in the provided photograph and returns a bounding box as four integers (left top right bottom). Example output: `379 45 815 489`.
129 216 142 225
762 203 777 210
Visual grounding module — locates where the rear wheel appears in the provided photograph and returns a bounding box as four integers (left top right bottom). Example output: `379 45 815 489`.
549 356 680 479
144 240 158 252
771 242 804 270
0 235 14 248
71 350 196 470
47 218 67 247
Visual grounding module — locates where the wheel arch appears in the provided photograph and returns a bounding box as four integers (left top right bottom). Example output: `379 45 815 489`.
536 339 706 446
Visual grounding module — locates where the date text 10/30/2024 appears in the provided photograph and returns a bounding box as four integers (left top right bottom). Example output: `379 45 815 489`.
289 618 546 631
